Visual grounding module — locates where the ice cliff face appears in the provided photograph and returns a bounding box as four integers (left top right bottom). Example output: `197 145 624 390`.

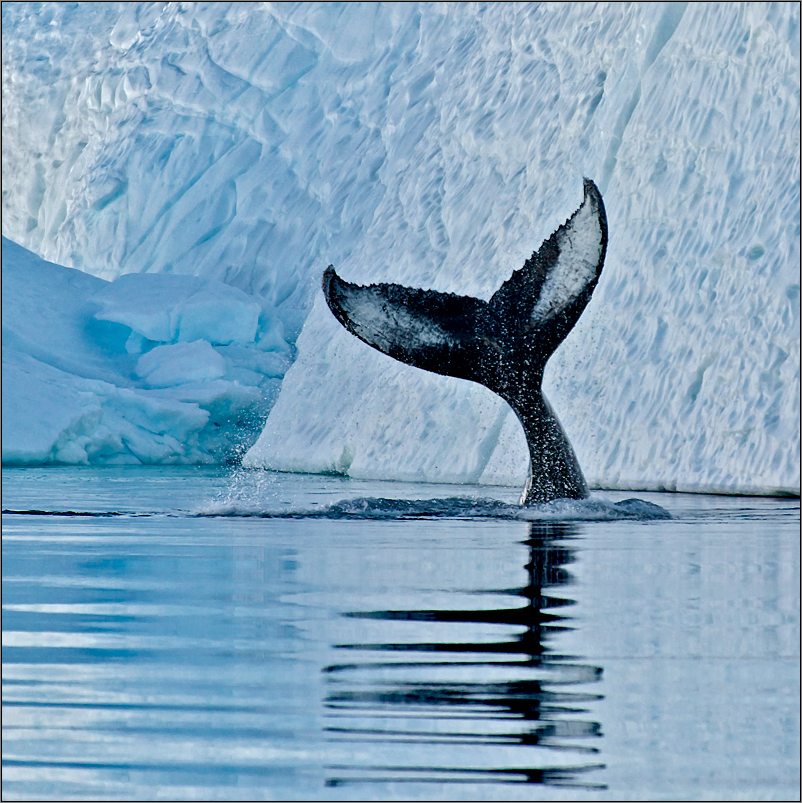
2 3 799 494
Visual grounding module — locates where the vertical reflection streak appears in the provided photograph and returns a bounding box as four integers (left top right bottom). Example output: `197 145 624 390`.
323 522 607 789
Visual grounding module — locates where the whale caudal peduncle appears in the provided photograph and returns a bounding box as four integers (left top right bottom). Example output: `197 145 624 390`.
322 178 608 505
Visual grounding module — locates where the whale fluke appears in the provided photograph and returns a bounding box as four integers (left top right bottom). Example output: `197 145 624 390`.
323 178 608 505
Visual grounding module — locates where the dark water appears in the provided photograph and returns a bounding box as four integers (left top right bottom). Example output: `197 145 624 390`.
2 467 799 800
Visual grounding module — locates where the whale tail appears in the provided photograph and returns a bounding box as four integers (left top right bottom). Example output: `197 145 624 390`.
323 179 608 504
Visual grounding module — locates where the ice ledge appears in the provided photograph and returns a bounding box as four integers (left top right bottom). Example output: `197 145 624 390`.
2 237 287 465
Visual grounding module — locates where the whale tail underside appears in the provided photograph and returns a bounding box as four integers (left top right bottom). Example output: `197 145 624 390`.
322 179 608 504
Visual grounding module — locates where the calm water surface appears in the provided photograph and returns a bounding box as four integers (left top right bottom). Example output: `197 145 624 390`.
2 466 799 800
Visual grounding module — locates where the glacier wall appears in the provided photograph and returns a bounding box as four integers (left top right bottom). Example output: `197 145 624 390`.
2 3 799 493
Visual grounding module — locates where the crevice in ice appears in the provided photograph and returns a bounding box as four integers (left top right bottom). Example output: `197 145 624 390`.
600 86 640 195
642 3 688 71
600 2 688 193
473 404 512 481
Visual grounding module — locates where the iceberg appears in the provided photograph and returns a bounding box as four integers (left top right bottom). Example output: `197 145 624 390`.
2 238 289 465
2 3 799 494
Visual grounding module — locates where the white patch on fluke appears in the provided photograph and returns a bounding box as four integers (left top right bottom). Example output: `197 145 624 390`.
530 197 603 323
343 292 453 353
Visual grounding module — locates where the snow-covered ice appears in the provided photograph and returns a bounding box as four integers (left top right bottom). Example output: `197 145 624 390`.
2 3 799 494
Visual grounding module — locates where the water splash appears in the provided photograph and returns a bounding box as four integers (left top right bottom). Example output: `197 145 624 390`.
195 495 670 521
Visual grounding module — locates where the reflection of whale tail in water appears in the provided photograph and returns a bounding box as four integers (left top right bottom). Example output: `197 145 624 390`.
323 522 606 790
323 179 608 505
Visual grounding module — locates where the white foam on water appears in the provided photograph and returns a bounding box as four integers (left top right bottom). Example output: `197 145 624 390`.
192 494 671 522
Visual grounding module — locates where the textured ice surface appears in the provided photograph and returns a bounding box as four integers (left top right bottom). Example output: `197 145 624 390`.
92 274 263 347
1 238 287 465
2 3 799 493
